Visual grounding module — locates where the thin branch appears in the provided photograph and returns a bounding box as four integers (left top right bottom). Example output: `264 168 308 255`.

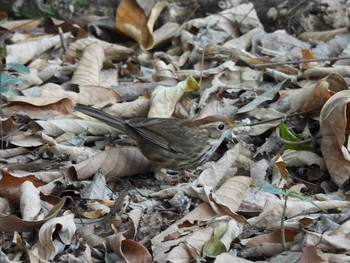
252 56 350 68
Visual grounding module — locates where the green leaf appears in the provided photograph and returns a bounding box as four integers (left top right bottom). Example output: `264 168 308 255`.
279 120 310 150
0 44 7 60
6 63 30 75
257 186 286 196
202 238 227 258
0 72 23 86
34 0 56 16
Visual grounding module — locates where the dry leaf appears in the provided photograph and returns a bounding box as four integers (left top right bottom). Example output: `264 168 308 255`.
35 214 76 260
320 90 350 186
148 76 199 118
0 19 41 32
0 196 67 233
64 36 133 63
6 33 71 64
107 233 154 263
71 43 104 86
115 0 165 50
20 181 42 221
67 147 151 181
0 170 45 204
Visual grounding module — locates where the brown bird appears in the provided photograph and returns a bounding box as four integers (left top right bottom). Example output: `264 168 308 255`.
75 103 233 171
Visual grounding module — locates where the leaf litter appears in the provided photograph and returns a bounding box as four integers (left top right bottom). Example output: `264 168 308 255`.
1 0 350 262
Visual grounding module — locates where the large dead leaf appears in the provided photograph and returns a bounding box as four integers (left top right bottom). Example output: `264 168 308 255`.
6 33 71 64
148 76 199 118
0 196 67 233
31 118 118 137
2 97 74 119
34 214 76 260
248 198 350 230
319 90 350 186
20 181 42 220
210 176 252 222
67 146 151 181
107 233 154 263
115 0 165 50
64 36 134 63
71 43 104 86
0 170 45 204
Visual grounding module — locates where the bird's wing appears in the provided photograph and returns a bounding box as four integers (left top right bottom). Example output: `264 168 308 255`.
126 118 183 153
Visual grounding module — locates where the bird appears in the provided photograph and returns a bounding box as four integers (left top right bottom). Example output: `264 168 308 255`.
75 103 233 171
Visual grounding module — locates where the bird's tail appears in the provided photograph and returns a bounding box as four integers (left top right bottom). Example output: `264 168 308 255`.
75 103 126 132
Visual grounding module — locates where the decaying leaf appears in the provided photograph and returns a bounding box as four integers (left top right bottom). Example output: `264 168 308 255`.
320 90 350 186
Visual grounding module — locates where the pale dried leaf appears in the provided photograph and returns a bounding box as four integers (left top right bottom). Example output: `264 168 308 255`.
299 27 348 42
319 253 350 262
281 150 326 170
71 43 104 86
64 36 133 63
10 133 44 147
17 69 43 90
67 147 151 181
237 81 283 113
105 98 151 118
151 203 216 262
20 181 42 221
167 227 213 263
193 141 253 192
80 173 112 200
260 31 310 60
75 226 105 247
48 143 100 163
148 78 192 118
6 33 72 64
248 198 350 230
153 22 180 47
212 176 252 215
303 230 350 252
128 208 143 239
32 118 118 137
36 214 76 260
0 198 10 214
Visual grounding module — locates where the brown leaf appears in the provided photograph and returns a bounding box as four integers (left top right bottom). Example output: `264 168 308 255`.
0 169 45 204
320 90 350 186
116 0 152 49
0 196 67 233
299 246 323 263
3 97 75 118
107 233 154 263
301 73 347 113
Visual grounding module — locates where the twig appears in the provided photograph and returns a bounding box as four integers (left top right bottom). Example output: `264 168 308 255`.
281 196 287 250
252 56 350 68
239 110 316 127
58 27 67 52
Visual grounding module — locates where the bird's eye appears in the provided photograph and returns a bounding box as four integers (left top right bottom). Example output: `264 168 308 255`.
218 124 225 130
